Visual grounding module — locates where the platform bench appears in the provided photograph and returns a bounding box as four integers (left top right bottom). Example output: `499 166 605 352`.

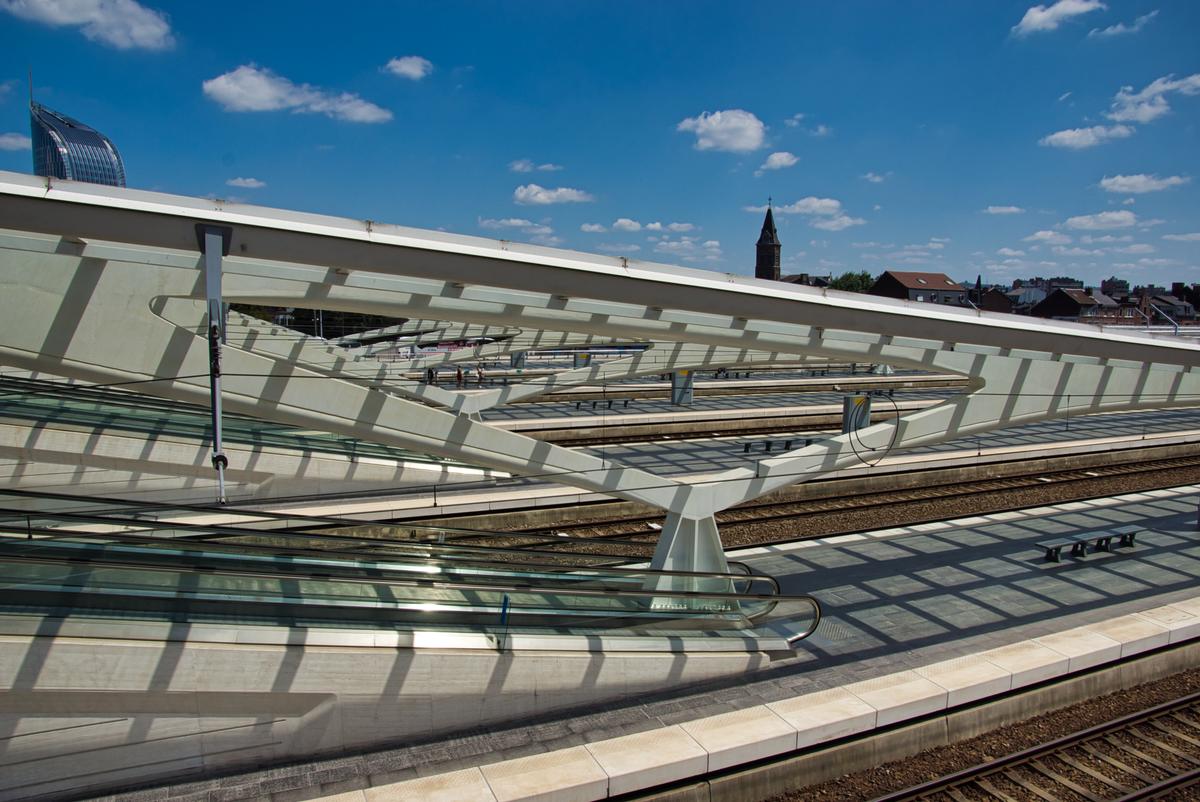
1036 526 1141 562
1035 536 1089 562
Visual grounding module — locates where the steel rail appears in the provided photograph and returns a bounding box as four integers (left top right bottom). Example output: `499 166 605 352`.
870 690 1200 802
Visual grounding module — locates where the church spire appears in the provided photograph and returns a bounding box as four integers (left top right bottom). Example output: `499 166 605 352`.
755 202 781 280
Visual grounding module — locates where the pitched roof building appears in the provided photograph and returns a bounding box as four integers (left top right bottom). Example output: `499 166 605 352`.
868 271 966 304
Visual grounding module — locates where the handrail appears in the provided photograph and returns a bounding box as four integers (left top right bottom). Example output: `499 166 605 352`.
0 527 780 595
0 549 820 621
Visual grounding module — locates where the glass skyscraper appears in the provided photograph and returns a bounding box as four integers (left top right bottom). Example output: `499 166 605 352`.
30 102 126 187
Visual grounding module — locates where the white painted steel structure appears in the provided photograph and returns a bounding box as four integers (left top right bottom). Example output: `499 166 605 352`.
3 170 1200 577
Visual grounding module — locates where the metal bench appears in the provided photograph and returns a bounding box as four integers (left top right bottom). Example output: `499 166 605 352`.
1036 526 1142 562
1035 536 1088 562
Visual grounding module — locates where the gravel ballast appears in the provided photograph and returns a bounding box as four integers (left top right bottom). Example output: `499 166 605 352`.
764 667 1200 801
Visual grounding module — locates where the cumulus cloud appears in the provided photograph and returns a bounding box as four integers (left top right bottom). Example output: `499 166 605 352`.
580 223 606 233
1064 210 1137 229
597 243 641 253
783 113 805 128
0 132 31 150
1108 73 1200 123
0 0 173 50
652 235 722 262
226 177 265 189
509 158 563 173
1099 174 1189 194
202 65 392 123
756 151 797 175
861 171 888 183
609 218 695 233
478 217 555 239
1112 243 1155 254
512 183 593 205
1163 233 1200 241
984 205 1025 214
997 248 1026 257
1012 0 1106 36
1024 230 1073 245
1038 124 1133 148
384 56 432 80
1089 9 1157 38
746 196 864 232
1081 234 1131 243
676 109 765 152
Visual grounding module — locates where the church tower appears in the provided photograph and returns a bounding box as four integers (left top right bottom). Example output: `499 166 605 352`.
755 204 781 281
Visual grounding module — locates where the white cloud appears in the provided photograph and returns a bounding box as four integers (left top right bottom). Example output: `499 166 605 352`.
1081 234 1131 243
1089 9 1158 38
0 132 31 150
202 65 391 123
783 113 804 128
384 56 432 80
1058 91 1073 102
1012 0 1106 36
809 124 832 137
753 197 842 216
597 243 640 253
580 223 606 233
1053 245 1103 256
1163 233 1200 241
509 158 563 173
747 196 864 232
513 184 593 205
479 217 534 229
1121 197 1136 205
1024 230 1073 245
758 151 798 173
812 215 865 231
997 248 1026 257
612 218 641 232
862 171 887 183
1108 73 1200 124
226 177 265 189
1064 210 1137 229
984 205 1025 214
478 217 555 240
652 235 722 262
0 0 173 50
1038 124 1133 148
676 109 765 152
667 222 695 232
1112 243 1155 254
1099 174 1189 194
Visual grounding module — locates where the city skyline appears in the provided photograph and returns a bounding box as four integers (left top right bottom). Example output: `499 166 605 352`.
0 0 1196 286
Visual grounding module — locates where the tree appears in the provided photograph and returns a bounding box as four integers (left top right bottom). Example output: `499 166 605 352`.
828 271 875 293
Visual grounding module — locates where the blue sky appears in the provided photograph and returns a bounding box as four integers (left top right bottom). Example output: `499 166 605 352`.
0 0 1197 288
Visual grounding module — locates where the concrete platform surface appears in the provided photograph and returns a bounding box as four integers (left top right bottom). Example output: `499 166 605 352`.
106 483 1200 802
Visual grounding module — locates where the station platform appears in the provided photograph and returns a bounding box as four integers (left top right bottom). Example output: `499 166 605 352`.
115 484 1200 802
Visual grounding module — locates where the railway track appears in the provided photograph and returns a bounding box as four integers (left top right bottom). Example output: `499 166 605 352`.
873 691 1200 802
439 454 1200 558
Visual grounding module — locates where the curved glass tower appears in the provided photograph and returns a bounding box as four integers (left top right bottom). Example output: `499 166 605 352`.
30 102 126 187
